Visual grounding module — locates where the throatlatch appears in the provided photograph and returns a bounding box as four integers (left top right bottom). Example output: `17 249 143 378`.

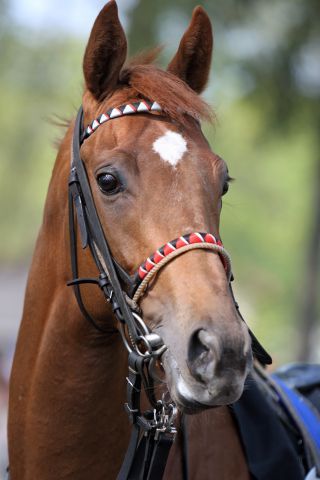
67 103 272 480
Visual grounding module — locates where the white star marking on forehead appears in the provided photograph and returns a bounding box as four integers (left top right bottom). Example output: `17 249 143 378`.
152 130 187 167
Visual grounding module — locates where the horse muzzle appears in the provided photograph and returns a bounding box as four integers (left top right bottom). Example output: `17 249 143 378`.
162 326 253 412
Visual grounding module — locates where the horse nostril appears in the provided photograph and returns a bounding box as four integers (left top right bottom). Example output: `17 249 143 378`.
188 329 209 364
187 329 217 382
187 327 251 386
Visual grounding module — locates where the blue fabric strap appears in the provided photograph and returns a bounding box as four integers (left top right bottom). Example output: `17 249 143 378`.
272 374 320 473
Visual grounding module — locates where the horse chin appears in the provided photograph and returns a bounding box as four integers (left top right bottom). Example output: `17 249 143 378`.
172 375 244 413
162 352 246 414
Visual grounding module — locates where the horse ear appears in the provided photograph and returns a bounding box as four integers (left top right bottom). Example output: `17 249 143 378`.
83 1 127 100
167 6 213 94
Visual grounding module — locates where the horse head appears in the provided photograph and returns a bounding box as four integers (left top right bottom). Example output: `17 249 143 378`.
80 0 252 412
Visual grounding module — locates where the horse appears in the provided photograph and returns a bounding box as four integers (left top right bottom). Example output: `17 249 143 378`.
7 2 316 479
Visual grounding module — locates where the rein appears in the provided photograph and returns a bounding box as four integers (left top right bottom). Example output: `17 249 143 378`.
67 102 272 480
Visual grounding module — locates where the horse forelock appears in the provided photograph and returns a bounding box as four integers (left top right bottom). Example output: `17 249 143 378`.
52 50 214 152
82 51 214 128
118 62 214 125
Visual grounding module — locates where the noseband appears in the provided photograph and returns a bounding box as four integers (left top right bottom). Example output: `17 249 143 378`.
134 232 231 304
68 101 272 480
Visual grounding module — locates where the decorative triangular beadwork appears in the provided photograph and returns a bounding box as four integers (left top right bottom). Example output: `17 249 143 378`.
82 99 162 143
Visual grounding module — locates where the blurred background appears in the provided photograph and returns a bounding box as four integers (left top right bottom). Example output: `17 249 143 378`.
0 0 319 476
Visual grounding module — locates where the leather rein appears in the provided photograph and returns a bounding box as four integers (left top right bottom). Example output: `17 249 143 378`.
67 102 272 480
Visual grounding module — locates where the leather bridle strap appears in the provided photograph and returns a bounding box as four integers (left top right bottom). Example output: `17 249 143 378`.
68 184 111 333
70 107 140 342
228 282 272 365
117 351 177 480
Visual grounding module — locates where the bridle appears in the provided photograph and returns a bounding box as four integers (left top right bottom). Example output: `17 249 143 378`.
67 100 272 480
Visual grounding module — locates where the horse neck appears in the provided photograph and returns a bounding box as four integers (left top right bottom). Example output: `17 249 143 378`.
9 126 130 479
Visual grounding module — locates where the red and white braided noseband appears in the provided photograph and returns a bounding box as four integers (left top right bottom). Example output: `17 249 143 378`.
133 232 232 304
82 99 161 142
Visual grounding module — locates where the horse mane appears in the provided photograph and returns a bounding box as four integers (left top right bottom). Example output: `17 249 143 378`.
118 49 213 125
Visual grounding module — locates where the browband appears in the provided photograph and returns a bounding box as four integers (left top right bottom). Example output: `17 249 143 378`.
82 99 161 143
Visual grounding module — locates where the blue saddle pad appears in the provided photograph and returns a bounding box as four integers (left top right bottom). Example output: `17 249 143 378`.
272 367 320 473
275 363 320 412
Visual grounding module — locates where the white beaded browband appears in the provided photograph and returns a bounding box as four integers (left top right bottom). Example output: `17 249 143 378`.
81 99 162 143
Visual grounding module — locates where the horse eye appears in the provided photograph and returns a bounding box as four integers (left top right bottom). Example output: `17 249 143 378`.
222 181 229 196
97 173 121 195
222 175 233 196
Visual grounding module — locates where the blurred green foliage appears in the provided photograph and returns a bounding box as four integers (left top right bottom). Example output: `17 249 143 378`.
0 0 319 363
0 26 82 259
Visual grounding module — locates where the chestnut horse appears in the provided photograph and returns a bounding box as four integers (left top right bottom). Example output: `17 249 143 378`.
8 2 256 479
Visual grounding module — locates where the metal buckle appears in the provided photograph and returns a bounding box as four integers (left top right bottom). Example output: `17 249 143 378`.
153 398 177 439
